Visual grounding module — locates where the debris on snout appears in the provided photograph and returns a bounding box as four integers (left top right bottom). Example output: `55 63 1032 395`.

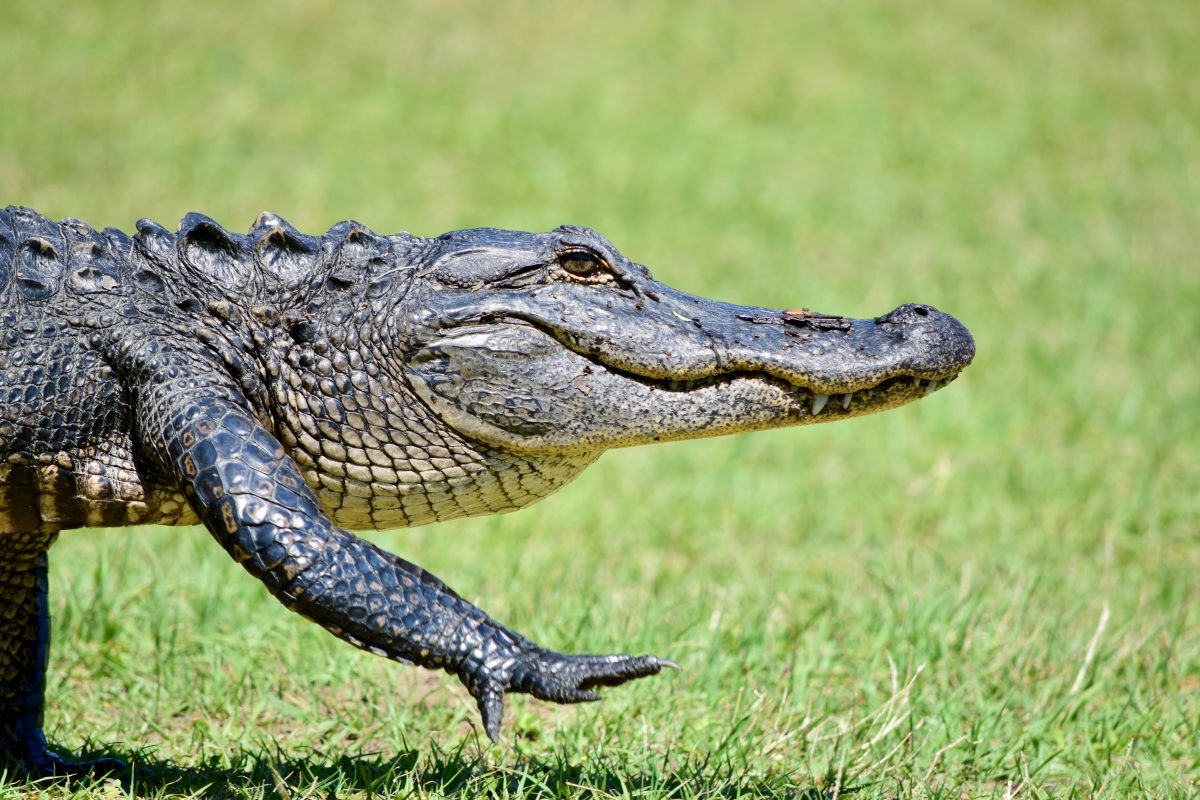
735 308 850 334
737 313 781 324
781 309 852 332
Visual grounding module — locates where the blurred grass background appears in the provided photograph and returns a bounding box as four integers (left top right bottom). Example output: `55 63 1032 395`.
1 0 1197 797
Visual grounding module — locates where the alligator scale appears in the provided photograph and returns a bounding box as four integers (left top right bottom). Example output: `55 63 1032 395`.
0 205 974 774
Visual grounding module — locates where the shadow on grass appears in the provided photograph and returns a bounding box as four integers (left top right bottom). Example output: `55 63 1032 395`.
6 739 856 799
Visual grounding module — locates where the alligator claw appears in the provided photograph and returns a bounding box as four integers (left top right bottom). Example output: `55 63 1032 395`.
46 754 130 779
2 741 128 780
477 687 506 743
468 651 672 742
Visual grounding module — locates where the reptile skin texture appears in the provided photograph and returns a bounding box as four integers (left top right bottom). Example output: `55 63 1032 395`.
0 531 54 771
0 205 973 775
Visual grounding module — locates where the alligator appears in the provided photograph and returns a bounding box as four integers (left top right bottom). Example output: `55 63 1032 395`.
0 205 974 775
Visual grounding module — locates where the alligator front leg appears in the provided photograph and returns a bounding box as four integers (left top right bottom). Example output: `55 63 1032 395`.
137 375 670 741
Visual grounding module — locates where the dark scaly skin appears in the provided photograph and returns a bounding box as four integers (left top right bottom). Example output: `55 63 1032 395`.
0 205 974 774
0 530 125 776
0 531 56 773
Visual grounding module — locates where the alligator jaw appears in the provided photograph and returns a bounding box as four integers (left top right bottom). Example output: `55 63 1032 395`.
656 372 956 423
404 294 974 454
399 224 973 453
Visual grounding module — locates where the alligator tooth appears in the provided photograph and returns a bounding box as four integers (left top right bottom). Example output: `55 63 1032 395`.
842 393 853 410
924 380 939 397
812 394 829 416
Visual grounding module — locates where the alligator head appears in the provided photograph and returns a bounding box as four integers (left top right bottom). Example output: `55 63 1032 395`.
399 225 974 455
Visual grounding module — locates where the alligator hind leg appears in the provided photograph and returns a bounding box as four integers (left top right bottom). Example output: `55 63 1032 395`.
0 531 124 777
0 531 59 774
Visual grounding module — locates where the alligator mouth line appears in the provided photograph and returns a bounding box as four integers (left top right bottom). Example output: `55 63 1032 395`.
426 317 955 420
628 371 952 419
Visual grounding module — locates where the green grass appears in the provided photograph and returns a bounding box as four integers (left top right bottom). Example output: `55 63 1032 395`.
1 0 1197 796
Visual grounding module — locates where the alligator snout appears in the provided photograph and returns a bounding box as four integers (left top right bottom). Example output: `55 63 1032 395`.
871 303 976 379
692 296 974 396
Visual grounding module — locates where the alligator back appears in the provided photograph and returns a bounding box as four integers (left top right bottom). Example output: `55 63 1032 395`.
0 206 415 534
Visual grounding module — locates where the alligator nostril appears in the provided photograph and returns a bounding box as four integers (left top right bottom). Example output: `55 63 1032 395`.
878 303 942 325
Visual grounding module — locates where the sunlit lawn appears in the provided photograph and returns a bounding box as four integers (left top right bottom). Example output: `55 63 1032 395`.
1 0 1196 796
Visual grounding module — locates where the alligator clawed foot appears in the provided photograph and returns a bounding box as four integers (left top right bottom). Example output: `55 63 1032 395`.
3 737 128 781
43 754 129 780
466 650 677 742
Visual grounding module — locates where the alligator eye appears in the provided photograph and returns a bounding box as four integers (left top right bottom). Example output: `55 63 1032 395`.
559 249 606 277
